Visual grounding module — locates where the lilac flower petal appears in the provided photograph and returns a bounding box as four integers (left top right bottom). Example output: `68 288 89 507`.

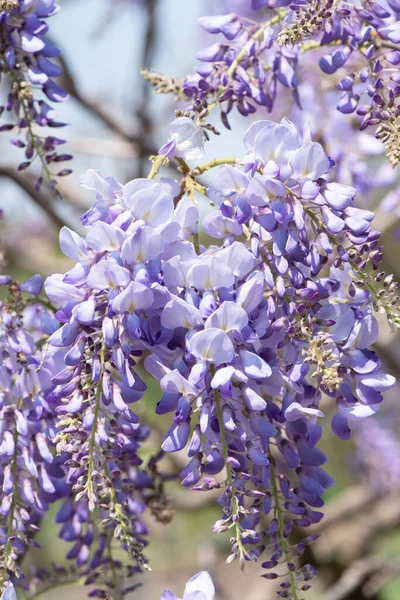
1 584 17 600
87 261 131 290
291 142 331 181
59 226 87 261
20 32 45 53
86 221 125 252
205 301 248 332
218 242 255 278
242 386 267 411
162 297 203 330
121 226 164 264
211 366 235 388
239 349 272 379
285 403 324 422
72 298 96 325
338 403 380 421
323 182 356 210
167 117 204 161
189 329 234 365
184 571 215 600
161 592 178 600
112 281 154 313
358 373 395 391
161 422 190 452
45 274 86 308
18 274 43 295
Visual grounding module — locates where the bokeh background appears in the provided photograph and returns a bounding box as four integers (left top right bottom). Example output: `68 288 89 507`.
1 1 400 598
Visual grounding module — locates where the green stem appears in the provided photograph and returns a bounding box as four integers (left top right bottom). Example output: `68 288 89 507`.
21 97 53 183
195 157 238 175
1 429 19 587
270 462 300 600
211 367 246 568
304 207 399 324
107 537 121 600
86 345 105 511
175 157 191 174
147 154 165 180
192 233 201 255
7 70 54 183
227 8 288 78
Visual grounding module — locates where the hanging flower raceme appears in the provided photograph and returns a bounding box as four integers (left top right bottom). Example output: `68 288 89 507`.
146 1 400 166
43 169 195 580
0 276 63 587
38 113 395 599
0 0 71 187
141 118 394 593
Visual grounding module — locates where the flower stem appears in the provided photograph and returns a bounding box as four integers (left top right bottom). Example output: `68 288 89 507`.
175 157 191 174
20 96 53 183
227 8 288 78
86 345 105 511
211 366 246 569
194 157 238 174
271 461 300 600
8 70 54 184
147 154 165 180
304 207 400 326
1 428 19 587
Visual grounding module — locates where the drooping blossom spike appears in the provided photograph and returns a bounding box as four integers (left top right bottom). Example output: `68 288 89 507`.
0 0 71 186
41 115 395 597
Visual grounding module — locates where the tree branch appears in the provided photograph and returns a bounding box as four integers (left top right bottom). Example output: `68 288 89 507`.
324 557 400 600
135 0 158 177
313 485 379 532
56 49 156 155
0 166 74 230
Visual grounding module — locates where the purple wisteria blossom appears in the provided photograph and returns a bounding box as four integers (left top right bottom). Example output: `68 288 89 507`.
1 0 400 598
0 0 71 186
149 1 400 165
40 113 396 598
159 117 205 161
0 276 63 584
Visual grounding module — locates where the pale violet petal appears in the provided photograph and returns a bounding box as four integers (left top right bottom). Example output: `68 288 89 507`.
285 402 324 421
183 572 215 600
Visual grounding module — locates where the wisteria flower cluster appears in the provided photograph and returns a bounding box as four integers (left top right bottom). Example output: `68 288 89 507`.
0 107 397 599
0 0 71 189
146 0 400 166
